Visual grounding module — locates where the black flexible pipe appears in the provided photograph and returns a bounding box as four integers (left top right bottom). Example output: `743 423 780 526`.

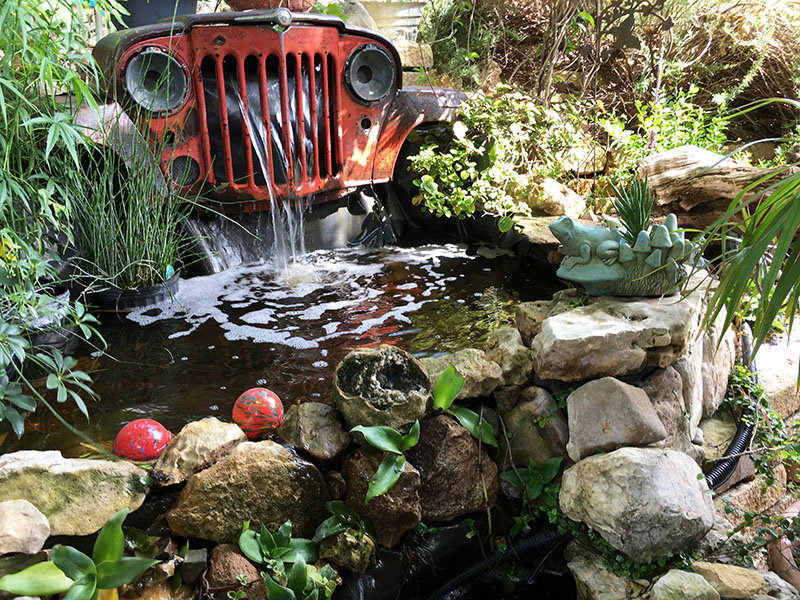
425 527 569 600
705 324 757 489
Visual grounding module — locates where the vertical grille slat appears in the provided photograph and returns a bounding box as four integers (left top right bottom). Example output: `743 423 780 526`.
197 37 341 199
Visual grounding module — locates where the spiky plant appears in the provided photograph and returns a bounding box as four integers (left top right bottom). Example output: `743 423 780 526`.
609 177 654 245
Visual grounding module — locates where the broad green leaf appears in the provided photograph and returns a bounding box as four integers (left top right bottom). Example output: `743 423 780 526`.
62 572 97 600
433 365 465 411
259 524 278 555
286 554 307 596
400 420 420 451
0 561 74 595
538 456 563 483
275 520 292 548
263 572 298 600
499 470 523 489
366 453 406 504
51 545 96 582
238 529 264 563
284 538 318 564
313 515 348 543
96 557 159 589
446 405 497 447
498 216 515 233
93 508 128 564
350 425 404 454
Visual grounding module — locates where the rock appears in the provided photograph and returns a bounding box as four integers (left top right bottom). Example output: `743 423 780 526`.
673 334 705 437
119 581 195 600
702 316 736 418
0 450 148 536
531 289 704 382
756 330 800 419
714 464 786 528
179 548 207 584
206 543 266 600
501 387 568 468
318 529 376 575
277 402 351 461
420 349 504 400
560 143 608 176
166 441 328 542
333 345 431 430
393 39 433 69
485 327 534 386
691 561 766 599
152 417 246 486
564 541 638 600
494 385 522 414
638 145 799 230
566 377 667 461
516 300 552 346
521 177 586 219
342 448 421 547
642 367 691 448
756 569 800 600
0 500 50 556
479 60 502 94
406 415 499 521
326 471 346 500
689 514 749 564
559 448 715 561
315 0 377 29
651 569 720 600
511 216 563 265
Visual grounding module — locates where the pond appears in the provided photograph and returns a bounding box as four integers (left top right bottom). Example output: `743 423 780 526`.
5 243 560 455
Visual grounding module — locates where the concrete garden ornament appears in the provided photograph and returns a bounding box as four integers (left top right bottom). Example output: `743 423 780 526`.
549 213 692 296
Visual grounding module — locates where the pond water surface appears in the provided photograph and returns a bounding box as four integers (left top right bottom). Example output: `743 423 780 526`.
8 244 560 455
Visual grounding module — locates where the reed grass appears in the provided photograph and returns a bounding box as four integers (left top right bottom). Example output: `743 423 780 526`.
609 177 653 245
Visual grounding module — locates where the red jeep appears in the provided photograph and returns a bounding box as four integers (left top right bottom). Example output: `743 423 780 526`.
89 8 464 213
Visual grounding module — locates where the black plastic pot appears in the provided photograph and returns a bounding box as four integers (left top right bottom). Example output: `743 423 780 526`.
88 272 180 312
114 0 197 28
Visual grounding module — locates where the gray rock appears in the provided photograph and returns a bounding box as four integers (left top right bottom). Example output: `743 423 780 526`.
531 291 704 382
651 569 720 600
334 345 431 431
166 441 328 542
564 541 638 600
673 340 705 438
342 448 421 548
318 529 376 575
277 402 351 461
566 377 667 461
420 349 504 401
485 327 534 386
501 387 568 468
559 448 715 562
689 514 749 564
702 315 736 418
315 0 377 30
641 367 686 448
0 450 148 536
0 500 50 555
494 385 522 414
755 569 800 600
516 300 553 346
406 415 499 521
152 417 246 486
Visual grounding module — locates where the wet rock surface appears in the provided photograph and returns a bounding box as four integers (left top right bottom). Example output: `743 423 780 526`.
278 402 351 461
406 415 499 521
342 448 421 548
0 450 148 536
0 499 50 555
559 447 715 561
566 377 667 461
166 441 328 542
206 543 267 600
334 345 431 430
318 528 376 575
420 349 503 400
152 417 246 486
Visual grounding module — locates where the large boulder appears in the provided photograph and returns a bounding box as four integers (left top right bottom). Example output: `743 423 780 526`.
566 377 667 461
420 349 504 400
531 291 704 382
333 345 431 430
277 402 351 461
0 451 148 536
152 417 246 486
341 448 421 547
406 415 499 521
651 569 720 600
166 441 328 542
559 447 715 561
485 327 534 386
0 500 50 556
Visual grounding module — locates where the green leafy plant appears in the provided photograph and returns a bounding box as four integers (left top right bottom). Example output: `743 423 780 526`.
238 520 337 600
608 177 653 245
500 456 563 504
433 365 497 447
350 421 421 503
313 501 375 543
0 509 158 598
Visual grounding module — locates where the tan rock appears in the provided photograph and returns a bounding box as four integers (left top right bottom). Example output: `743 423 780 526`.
691 561 766 598
714 464 786 528
516 300 552 346
393 39 433 69
420 349 504 400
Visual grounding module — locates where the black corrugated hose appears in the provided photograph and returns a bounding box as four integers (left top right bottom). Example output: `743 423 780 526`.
705 324 757 489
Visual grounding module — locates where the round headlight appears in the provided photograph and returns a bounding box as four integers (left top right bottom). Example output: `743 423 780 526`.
345 44 396 104
124 49 188 114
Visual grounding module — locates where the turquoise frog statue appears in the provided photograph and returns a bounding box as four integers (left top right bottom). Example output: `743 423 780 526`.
549 213 691 296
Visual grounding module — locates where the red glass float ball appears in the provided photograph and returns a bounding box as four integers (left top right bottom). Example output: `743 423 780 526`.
233 387 284 439
113 418 173 461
